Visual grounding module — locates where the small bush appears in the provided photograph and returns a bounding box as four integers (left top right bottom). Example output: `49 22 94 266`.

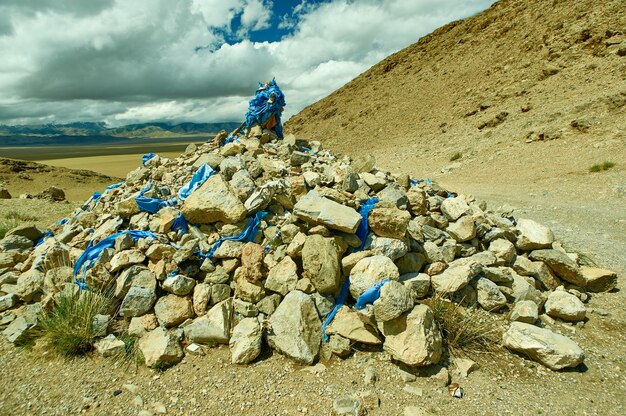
449 152 462 161
589 161 615 172
423 293 500 356
39 289 112 357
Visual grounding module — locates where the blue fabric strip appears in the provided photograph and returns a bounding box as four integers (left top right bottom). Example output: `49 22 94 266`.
199 211 268 260
142 153 157 165
321 277 351 342
73 230 158 290
355 197 378 251
355 279 392 310
177 164 215 201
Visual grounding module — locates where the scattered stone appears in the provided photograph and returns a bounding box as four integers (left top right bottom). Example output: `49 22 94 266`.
509 300 539 324
503 322 584 370
544 290 586 322
332 396 364 416
454 357 479 378
94 334 125 357
580 266 617 292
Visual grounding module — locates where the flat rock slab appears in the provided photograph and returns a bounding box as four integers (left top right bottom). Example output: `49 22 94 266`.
293 190 361 233
503 322 584 370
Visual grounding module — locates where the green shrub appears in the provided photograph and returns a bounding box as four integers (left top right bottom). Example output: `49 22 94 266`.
39 289 112 357
423 293 500 356
589 161 615 172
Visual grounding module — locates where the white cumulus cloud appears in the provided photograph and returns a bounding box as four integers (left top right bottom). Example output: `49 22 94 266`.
0 0 496 126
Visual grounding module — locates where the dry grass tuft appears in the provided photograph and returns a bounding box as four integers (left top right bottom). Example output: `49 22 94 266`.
38 288 113 357
423 292 501 357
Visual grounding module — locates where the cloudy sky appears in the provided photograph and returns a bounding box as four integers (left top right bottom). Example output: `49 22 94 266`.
0 0 496 126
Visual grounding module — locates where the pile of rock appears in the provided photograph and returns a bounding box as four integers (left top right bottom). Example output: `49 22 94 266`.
0 128 618 372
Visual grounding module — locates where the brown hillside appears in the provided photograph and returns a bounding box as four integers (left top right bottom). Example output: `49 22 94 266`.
0 158 119 201
286 0 626 273
287 0 625 177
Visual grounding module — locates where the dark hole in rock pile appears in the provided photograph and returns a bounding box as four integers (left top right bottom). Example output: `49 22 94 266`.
0 127 619 372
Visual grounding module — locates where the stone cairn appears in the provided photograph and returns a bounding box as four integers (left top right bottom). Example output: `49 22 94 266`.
0 127 619 371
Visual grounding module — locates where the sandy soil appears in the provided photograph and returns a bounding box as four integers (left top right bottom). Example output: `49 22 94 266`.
41 152 185 179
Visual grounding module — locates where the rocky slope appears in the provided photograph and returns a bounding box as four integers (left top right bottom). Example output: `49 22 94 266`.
286 0 625 205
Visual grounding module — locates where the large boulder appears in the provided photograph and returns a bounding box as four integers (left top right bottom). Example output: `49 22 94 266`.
515 219 554 250
138 327 184 368
119 286 157 317
580 266 618 292
154 295 194 328
265 256 299 296
181 174 247 224
373 281 414 322
229 317 262 364
0 234 33 252
302 235 342 296
349 256 399 299
162 274 196 296
544 290 586 322
440 197 470 221
503 322 584 370
5 224 44 243
509 300 539 324
430 260 481 294
325 306 382 344
446 216 476 242
368 207 410 239
185 299 233 344
475 277 507 311
267 291 321 365
529 250 586 287
16 269 44 302
293 190 361 233
379 304 442 366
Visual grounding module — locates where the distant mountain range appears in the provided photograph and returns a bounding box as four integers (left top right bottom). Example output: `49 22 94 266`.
0 121 242 145
0 121 242 138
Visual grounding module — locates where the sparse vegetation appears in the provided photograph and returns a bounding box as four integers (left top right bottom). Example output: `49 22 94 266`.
449 151 462 161
118 333 144 367
589 161 615 172
38 289 113 357
423 293 500 356
0 210 39 238
5 210 39 222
